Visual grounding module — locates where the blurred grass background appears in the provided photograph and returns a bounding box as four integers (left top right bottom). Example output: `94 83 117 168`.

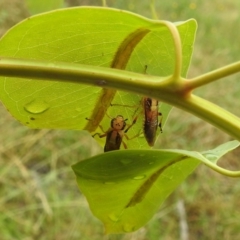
0 0 240 239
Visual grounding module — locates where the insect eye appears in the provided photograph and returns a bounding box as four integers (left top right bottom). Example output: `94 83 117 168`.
111 118 116 127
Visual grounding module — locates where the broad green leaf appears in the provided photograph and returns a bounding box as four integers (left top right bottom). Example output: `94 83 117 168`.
72 140 240 233
0 7 197 149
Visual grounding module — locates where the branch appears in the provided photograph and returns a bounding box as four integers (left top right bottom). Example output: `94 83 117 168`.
0 57 240 140
187 61 240 89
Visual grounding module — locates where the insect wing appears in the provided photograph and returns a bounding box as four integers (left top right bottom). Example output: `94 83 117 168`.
104 129 123 152
143 98 159 146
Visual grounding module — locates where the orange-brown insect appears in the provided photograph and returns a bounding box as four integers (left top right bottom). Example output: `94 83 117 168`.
109 97 163 147
92 115 136 152
142 97 163 146
140 65 163 146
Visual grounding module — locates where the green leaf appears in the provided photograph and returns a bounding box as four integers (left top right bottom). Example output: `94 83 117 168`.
72 140 240 233
0 7 197 149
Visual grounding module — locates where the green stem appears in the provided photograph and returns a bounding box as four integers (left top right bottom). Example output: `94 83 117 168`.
172 94 240 140
0 57 240 140
102 0 107 7
150 0 158 20
149 20 183 84
160 21 182 84
200 156 240 178
187 61 240 89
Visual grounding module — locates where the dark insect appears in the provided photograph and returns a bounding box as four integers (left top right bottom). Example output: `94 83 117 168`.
142 97 163 146
92 115 136 152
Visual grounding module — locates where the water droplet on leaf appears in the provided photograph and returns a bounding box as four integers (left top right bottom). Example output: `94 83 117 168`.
108 213 120 222
76 107 82 112
133 175 146 180
104 181 115 185
24 100 49 114
139 133 144 138
120 159 133 165
123 224 135 233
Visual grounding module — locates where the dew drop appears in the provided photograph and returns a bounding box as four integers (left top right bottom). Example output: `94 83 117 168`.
149 161 155 165
108 213 120 222
139 133 144 138
24 100 49 114
133 175 146 180
104 181 115 185
120 159 133 165
76 107 82 112
168 175 173 180
123 224 135 233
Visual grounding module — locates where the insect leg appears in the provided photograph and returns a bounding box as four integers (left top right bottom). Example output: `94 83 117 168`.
92 132 107 138
110 102 141 120
110 103 138 108
158 112 163 133
124 115 138 133
97 124 106 133
92 124 108 138
122 140 128 149
124 129 142 141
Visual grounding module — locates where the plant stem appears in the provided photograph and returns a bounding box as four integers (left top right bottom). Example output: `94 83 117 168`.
161 21 182 84
172 94 240 141
200 154 240 177
150 0 158 20
0 57 240 140
187 61 240 89
102 0 107 7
